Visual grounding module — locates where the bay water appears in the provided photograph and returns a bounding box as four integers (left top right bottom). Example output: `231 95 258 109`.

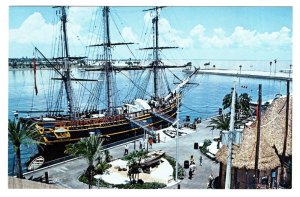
8 59 292 175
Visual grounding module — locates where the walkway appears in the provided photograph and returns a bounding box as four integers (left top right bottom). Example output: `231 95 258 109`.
183 69 292 81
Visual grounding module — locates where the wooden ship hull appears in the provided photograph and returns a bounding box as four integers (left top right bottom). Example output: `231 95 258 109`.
23 98 178 165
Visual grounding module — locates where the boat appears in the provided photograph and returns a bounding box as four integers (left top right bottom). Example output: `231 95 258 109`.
26 156 45 171
16 6 198 170
140 150 165 168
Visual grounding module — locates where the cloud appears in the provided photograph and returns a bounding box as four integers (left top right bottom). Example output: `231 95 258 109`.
10 12 55 45
190 24 292 49
9 7 96 57
190 24 206 36
142 11 193 49
121 27 139 43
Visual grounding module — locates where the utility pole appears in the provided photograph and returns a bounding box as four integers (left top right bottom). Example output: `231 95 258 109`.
254 84 262 181
282 80 290 157
225 82 236 189
175 94 180 182
281 80 290 186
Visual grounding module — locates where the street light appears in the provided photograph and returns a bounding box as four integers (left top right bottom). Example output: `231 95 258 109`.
225 81 236 189
94 174 102 189
239 65 242 74
269 61 272 76
175 94 180 182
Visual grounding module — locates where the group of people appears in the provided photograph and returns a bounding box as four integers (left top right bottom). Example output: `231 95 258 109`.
188 155 198 179
124 138 152 156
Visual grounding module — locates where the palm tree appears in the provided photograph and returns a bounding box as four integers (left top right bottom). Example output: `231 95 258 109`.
207 114 230 141
238 93 252 117
124 150 147 183
8 119 44 178
223 91 252 117
222 91 238 110
65 135 103 189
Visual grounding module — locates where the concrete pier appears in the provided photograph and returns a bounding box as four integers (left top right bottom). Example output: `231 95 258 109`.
183 69 292 81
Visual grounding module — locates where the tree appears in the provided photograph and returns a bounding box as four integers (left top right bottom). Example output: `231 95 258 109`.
8 119 44 178
222 91 238 110
238 93 252 117
65 135 103 189
223 91 252 118
207 114 230 141
124 150 147 183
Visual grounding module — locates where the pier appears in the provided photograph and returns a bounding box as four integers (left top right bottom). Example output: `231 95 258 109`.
183 69 292 81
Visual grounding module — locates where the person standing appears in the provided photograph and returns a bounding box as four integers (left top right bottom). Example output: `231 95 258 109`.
124 144 129 155
190 155 195 165
189 168 193 180
199 155 203 166
149 138 153 149
139 139 143 150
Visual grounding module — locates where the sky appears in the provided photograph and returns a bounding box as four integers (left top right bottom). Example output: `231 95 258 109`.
8 6 292 60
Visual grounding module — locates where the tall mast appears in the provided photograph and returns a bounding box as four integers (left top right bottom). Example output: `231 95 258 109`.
103 6 114 115
141 6 178 100
153 7 159 99
61 6 75 119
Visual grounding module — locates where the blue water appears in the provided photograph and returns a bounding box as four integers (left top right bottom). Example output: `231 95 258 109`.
8 59 292 175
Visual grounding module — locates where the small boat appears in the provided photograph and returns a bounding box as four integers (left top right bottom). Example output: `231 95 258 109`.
27 156 45 171
140 150 165 168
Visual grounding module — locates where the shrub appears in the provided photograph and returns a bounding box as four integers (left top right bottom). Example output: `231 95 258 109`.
200 139 212 154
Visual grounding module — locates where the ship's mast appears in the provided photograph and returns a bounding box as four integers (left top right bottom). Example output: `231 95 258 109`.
61 6 75 119
153 7 159 99
103 6 114 115
141 6 178 100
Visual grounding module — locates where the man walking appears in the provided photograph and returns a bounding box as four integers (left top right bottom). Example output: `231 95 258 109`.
124 144 129 155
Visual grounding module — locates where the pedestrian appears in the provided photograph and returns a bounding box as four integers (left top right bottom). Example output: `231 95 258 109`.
199 155 202 166
252 175 257 189
190 155 194 165
207 174 214 188
139 139 143 150
190 162 196 173
189 168 193 179
124 144 129 155
149 138 153 149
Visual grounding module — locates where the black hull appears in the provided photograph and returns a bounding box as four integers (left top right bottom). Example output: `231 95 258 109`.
30 105 177 166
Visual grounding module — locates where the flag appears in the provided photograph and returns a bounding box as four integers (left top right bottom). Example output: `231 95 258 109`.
33 59 38 95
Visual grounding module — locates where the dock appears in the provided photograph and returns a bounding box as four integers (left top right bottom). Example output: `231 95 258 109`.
182 69 292 81
21 119 220 189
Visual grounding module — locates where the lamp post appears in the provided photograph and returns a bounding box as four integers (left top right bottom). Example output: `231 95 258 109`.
175 94 180 182
94 174 102 189
225 81 236 189
269 61 272 76
239 65 242 74
274 59 277 74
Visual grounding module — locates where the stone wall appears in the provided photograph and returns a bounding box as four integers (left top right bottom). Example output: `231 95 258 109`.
8 177 63 189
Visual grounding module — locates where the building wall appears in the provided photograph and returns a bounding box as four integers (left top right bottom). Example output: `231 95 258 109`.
8 177 63 189
219 163 276 189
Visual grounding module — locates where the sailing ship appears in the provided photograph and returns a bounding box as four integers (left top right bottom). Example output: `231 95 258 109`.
17 6 198 169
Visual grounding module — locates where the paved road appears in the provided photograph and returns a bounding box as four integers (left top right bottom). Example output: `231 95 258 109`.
24 118 220 189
